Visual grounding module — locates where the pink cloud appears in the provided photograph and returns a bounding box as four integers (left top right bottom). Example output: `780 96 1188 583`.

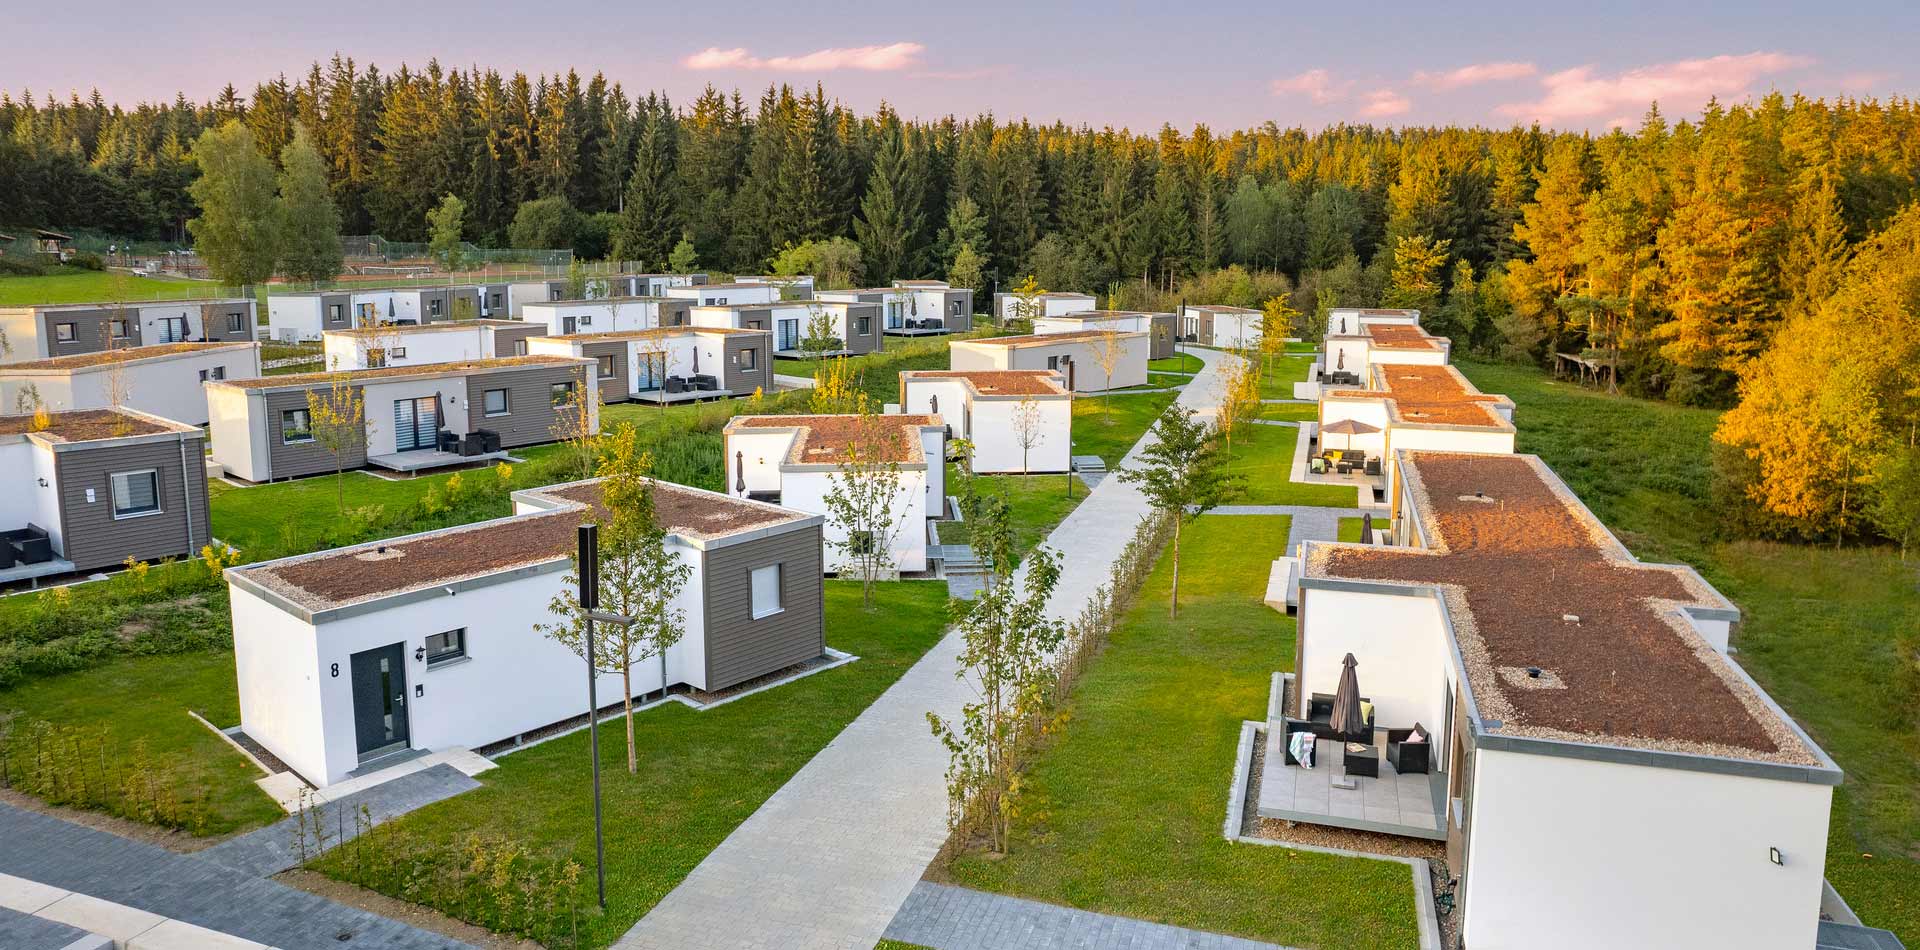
1360 89 1412 118
1497 51 1813 123
682 42 925 72
1413 61 1537 90
1270 69 1350 104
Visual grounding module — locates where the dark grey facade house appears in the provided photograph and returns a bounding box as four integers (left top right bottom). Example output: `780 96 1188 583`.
0 408 212 581
204 355 599 482
0 298 257 364
526 327 774 402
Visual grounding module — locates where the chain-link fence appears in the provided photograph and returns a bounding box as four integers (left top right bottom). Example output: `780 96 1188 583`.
339 235 573 268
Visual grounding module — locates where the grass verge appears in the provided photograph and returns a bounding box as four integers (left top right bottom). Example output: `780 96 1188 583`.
940 465 1086 558
1220 423 1361 507
941 514 1421 948
1070 391 1181 467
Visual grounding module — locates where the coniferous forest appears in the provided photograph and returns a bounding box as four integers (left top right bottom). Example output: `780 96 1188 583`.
7 61 1920 541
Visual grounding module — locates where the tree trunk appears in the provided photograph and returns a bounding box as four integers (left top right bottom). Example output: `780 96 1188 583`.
622 663 636 773
1169 519 1182 619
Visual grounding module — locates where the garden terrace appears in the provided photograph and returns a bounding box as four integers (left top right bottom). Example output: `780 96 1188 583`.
729 414 941 464
215 354 584 388
1307 451 1818 764
2 341 252 371
235 478 805 613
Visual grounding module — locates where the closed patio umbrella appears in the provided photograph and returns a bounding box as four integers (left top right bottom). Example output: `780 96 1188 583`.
1336 349 1346 371
1329 653 1368 742
691 346 700 374
1319 418 1380 452
1360 513 1375 544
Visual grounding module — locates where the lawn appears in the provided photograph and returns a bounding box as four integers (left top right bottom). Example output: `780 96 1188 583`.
1456 358 1920 943
942 515 1421 949
311 579 952 948
1257 401 1317 422
1071 390 1180 467
0 651 283 835
1148 352 1204 373
1146 372 1189 388
1337 517 1364 542
1253 353 1315 401
1219 421 1362 507
941 465 1086 558
0 268 231 305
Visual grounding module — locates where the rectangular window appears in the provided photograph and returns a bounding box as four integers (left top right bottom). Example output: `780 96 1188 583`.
739 348 757 371
857 315 872 335
597 354 616 379
750 564 783 619
849 530 876 554
110 319 130 339
428 299 443 317
513 339 528 356
366 348 386 368
110 470 160 518
390 347 407 359
951 300 963 316
483 388 510 416
1046 356 1060 370
713 296 728 306
55 322 77 342
227 312 246 333
550 289 563 301
550 381 575 406
328 303 345 324
281 408 314 443
490 293 503 307
424 628 466 666
212 366 226 380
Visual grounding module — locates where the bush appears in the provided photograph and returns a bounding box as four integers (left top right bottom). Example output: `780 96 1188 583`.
509 197 582 251
67 251 105 271
0 257 48 277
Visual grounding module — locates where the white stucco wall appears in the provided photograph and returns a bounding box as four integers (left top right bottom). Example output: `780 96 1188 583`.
1371 346 1449 367
954 337 1147 392
231 583 330 783
0 441 43 534
205 386 267 482
0 348 258 424
966 397 1071 474
1463 747 1832 950
521 301 668 336
1297 584 1453 739
324 327 496 370
725 429 796 496
947 342 1011 374
777 467 929 574
360 377 472 455
666 284 779 306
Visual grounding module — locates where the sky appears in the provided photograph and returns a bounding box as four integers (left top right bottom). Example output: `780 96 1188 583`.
10 0 1917 132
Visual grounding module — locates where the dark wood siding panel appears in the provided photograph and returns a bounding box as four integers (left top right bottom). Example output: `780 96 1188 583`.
660 300 692 327
41 307 119 355
702 525 826 690
1149 314 1177 360
736 308 772 332
943 291 974 332
722 333 773 394
320 294 353 329
846 303 882 356
577 341 629 403
52 436 211 571
199 302 256 341
264 385 366 480
464 364 593 448
490 324 541 356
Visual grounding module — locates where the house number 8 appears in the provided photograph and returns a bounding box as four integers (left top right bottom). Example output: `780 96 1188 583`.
331 663 340 677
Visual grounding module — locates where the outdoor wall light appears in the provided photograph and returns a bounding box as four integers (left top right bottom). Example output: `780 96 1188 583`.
37 477 48 487
415 684 424 698
1769 847 1784 866
414 646 426 662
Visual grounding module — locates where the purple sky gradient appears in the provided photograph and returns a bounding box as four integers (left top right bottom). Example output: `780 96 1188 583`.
10 0 1916 131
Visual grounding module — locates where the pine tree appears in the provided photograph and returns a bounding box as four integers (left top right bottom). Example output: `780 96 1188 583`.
613 105 681 266
853 121 920 284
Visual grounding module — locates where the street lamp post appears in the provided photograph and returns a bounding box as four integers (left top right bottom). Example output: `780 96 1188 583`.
576 524 636 911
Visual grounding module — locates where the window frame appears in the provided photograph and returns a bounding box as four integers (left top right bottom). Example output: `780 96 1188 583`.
750 564 784 619
857 315 872 336
328 303 345 324
739 347 757 371
597 354 616 380
390 346 407 359
483 388 511 417
227 312 246 333
550 381 575 407
280 408 315 444
109 469 162 520
424 628 467 667
109 318 130 339
54 322 77 343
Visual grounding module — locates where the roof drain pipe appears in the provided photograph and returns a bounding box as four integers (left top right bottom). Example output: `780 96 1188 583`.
179 437 198 554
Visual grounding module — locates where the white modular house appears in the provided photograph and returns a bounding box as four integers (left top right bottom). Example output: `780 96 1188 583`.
205 356 598 482
723 414 946 576
630 273 709 296
0 298 257 363
948 330 1149 393
0 408 212 582
1283 451 1841 950
992 291 1097 323
267 288 479 342
517 297 694 337
814 283 974 336
526 327 774 404
0 342 260 425
689 301 884 359
897 370 1072 474
1325 307 1420 338
663 282 783 307
504 274 682 316
1315 362 1515 502
1032 310 1178 360
321 320 544 371
226 477 825 786
733 274 813 298
1180 304 1264 350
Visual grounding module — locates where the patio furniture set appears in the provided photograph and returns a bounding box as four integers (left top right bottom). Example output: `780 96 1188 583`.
434 428 503 458
1319 370 1363 386
1310 449 1382 476
899 319 945 331
1282 656 1432 785
0 526 53 568
663 374 721 394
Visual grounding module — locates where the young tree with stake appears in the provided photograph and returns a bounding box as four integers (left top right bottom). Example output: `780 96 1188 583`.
1090 328 1127 421
537 424 692 773
1010 394 1044 475
306 373 365 516
822 402 905 607
1119 405 1242 617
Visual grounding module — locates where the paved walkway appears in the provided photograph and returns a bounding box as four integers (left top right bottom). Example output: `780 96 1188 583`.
883 882 1292 950
616 348 1242 950
0 802 470 950
1212 504 1369 554
200 763 480 877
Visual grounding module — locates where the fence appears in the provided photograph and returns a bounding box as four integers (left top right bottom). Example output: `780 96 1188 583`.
339 235 573 268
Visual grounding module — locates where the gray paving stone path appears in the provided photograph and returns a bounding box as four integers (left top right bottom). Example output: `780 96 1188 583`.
198 763 480 877
616 348 1241 950
0 904 98 950
0 802 471 949
883 882 1293 950
1212 504 1370 554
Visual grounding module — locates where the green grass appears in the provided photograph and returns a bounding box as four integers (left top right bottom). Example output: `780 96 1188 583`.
1148 352 1203 373
1220 422 1361 507
1456 358 1920 943
1285 340 1319 353
311 580 952 947
941 465 1087 558
1253 353 1315 401
1337 517 1364 542
0 267 230 305
944 515 1420 948
1146 372 1189 388
1070 391 1180 467
0 651 283 834
1257 401 1317 422
873 942 933 950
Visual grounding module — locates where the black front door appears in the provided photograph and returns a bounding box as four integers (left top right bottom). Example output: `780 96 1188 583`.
350 643 410 757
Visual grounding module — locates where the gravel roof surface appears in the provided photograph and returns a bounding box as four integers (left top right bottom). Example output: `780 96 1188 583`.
245 479 805 611
1313 451 1814 765
1375 365 1508 428
1364 323 1441 350
904 370 1069 397
958 329 1144 347
0 408 186 441
533 327 763 343
730 414 939 464
3 342 251 371
219 355 585 388
324 320 525 337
